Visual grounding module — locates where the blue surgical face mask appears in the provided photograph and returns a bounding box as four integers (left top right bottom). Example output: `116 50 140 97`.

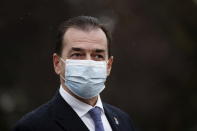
60 58 107 99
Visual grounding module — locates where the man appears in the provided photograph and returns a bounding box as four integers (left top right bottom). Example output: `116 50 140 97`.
13 16 135 131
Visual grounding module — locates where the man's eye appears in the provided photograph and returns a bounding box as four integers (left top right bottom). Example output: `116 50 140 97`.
94 54 104 60
96 55 103 58
70 53 82 58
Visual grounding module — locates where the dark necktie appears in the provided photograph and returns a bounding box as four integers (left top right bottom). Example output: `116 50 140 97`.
89 107 105 131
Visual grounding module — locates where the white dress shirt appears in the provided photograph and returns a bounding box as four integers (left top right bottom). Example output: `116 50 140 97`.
59 85 112 131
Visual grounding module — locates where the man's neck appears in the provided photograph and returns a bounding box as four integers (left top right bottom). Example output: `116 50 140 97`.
62 85 98 106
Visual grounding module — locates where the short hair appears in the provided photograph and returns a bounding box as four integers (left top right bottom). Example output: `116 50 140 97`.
55 16 112 57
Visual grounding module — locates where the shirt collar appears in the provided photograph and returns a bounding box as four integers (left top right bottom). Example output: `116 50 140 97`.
59 85 104 117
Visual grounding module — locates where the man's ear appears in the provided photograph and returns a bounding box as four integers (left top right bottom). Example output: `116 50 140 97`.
53 53 62 75
107 56 113 76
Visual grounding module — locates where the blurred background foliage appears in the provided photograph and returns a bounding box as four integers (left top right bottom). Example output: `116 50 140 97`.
0 0 197 130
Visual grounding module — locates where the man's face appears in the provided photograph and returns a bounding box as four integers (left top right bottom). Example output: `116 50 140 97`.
62 27 109 61
53 27 113 78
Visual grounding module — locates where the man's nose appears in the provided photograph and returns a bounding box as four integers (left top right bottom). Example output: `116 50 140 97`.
85 54 92 60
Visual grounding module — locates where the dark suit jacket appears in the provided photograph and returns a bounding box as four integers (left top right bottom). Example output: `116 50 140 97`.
13 92 135 131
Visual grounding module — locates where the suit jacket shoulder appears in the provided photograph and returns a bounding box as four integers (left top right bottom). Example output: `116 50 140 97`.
13 100 57 131
13 92 135 131
13 92 89 131
103 103 135 131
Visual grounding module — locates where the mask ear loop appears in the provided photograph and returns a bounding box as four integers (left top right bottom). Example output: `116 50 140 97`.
60 74 66 82
60 57 65 63
59 57 67 82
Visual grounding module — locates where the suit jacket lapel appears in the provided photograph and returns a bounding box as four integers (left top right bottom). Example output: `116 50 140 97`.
50 92 89 131
103 103 120 131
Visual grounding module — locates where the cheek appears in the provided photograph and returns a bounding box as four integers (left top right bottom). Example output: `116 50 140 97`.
107 62 111 69
60 63 66 74
106 59 113 74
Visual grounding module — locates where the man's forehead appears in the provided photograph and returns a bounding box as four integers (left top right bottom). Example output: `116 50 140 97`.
63 27 108 46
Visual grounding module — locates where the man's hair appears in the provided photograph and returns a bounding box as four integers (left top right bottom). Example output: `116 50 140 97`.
55 16 112 57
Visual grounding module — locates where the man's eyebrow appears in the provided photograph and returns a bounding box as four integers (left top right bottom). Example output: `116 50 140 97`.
94 49 105 53
69 47 105 53
71 47 85 51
